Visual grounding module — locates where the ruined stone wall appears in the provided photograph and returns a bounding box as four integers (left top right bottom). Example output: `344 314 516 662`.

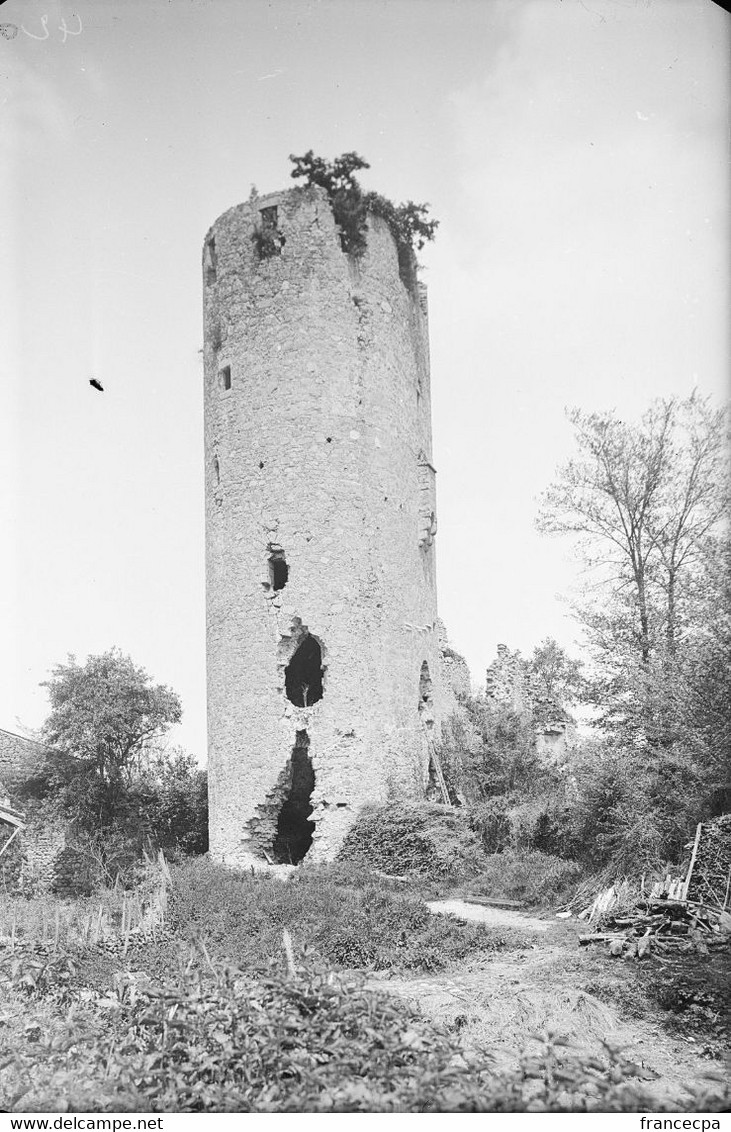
203 185 445 867
485 645 528 713
0 730 67 891
437 620 472 703
484 646 576 764
18 821 67 892
0 728 47 792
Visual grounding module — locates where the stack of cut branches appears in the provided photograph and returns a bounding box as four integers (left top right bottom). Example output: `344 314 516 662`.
574 815 731 960
578 893 731 960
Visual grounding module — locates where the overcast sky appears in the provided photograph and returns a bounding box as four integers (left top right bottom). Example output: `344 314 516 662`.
2 0 728 759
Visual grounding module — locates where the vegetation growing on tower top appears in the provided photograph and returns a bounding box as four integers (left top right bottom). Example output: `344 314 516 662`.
288 150 438 284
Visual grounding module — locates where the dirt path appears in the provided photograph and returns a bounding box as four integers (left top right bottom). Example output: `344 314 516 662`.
369 902 722 1108
426 899 550 932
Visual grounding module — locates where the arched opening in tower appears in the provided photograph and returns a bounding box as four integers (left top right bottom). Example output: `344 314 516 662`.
285 634 324 707
418 660 434 729
272 731 315 864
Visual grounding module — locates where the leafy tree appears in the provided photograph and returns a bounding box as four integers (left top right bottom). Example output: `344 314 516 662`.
526 638 585 707
675 534 731 811
41 648 182 829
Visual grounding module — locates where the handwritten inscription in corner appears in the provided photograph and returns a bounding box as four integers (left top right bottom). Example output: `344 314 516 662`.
1 12 83 43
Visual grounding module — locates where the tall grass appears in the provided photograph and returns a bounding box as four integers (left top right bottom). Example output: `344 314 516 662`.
0 850 170 951
467 850 583 908
168 858 531 973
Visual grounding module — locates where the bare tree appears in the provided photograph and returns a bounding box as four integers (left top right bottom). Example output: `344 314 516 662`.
537 394 728 668
648 395 728 654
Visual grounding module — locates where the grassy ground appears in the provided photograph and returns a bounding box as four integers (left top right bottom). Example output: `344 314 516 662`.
521 919 731 1067
1 856 727 1112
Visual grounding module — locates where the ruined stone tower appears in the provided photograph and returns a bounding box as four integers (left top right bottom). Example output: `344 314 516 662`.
203 183 446 867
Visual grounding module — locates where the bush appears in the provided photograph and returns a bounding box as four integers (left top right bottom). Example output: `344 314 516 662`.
563 746 668 872
167 857 514 974
52 827 149 895
471 850 583 909
338 802 484 881
470 797 513 853
143 755 208 857
288 150 437 283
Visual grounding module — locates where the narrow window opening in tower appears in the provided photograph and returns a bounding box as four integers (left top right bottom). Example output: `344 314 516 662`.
418 661 434 729
272 731 315 864
253 205 285 259
213 456 220 484
261 205 278 230
220 365 232 391
268 550 288 591
204 237 217 285
285 634 324 707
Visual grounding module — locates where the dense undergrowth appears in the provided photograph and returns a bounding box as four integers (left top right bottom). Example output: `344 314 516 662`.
337 800 584 909
3 940 723 1114
166 857 528 974
2 854 728 1113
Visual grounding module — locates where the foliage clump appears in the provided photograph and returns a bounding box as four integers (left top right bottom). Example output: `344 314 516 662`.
289 150 438 285
338 801 484 881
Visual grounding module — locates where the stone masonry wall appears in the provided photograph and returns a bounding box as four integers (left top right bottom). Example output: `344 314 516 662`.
19 821 67 892
0 728 67 891
203 185 448 867
0 727 47 792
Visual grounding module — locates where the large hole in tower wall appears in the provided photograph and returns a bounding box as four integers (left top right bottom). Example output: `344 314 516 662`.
285 634 324 707
272 731 315 864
